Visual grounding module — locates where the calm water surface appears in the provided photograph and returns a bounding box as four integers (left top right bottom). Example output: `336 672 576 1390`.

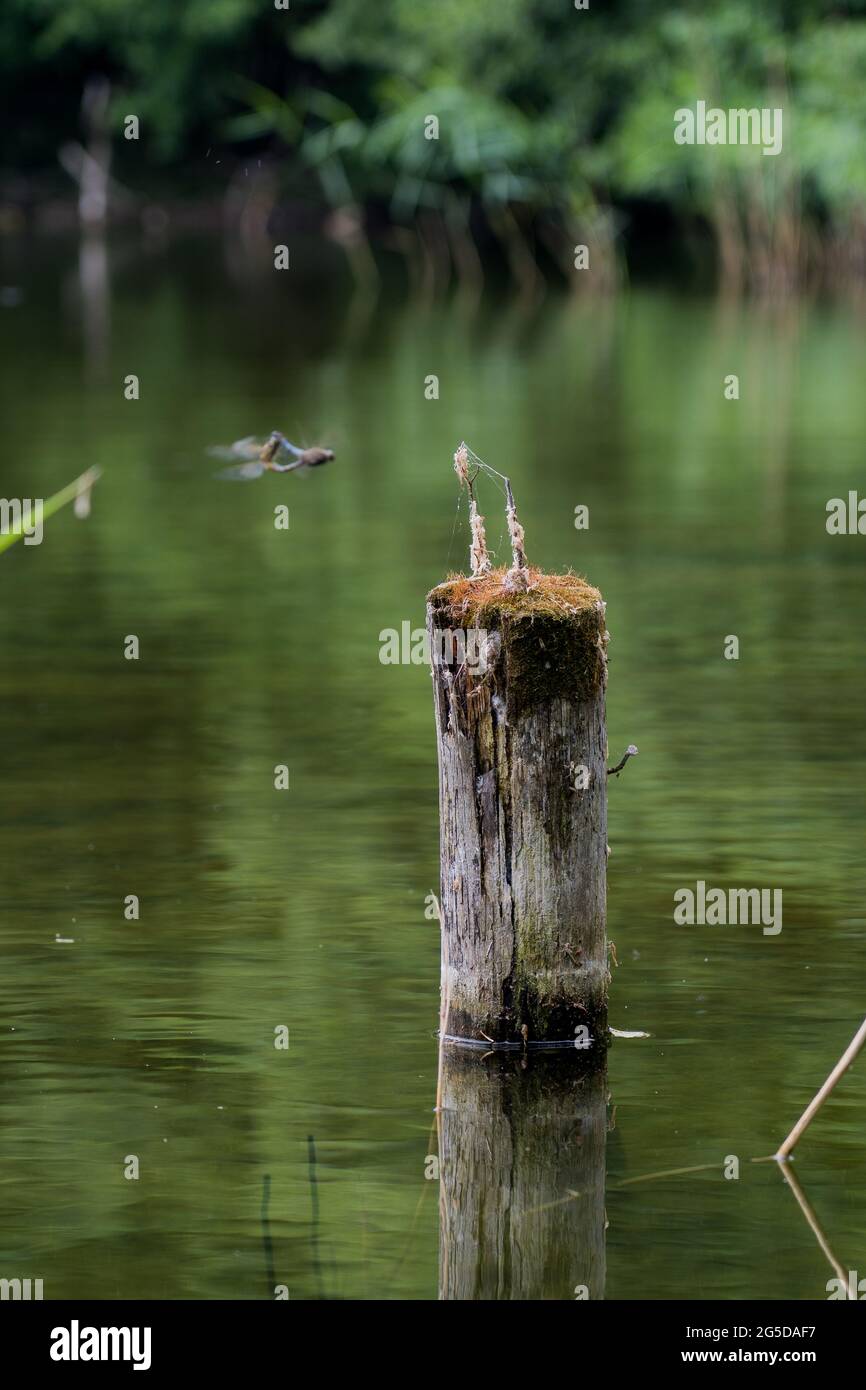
1 238 864 1298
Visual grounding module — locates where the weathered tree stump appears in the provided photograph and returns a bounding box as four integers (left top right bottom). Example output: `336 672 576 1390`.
438 1050 607 1300
428 567 608 1045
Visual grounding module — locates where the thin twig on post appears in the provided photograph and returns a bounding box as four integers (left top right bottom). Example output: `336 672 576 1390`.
607 744 638 776
503 477 529 591
453 442 529 589
453 441 471 489
454 442 491 578
468 497 492 577
775 1016 866 1161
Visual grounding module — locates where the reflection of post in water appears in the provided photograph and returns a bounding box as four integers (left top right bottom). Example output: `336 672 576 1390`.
59 79 113 375
438 1049 607 1301
77 233 110 375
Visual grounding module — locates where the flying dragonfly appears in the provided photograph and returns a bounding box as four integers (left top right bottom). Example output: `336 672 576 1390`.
208 431 334 480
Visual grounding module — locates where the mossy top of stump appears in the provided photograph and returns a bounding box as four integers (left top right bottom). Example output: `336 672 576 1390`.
429 566 600 622
428 566 607 714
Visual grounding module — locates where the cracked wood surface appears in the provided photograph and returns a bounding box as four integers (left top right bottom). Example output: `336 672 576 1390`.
428 594 608 1044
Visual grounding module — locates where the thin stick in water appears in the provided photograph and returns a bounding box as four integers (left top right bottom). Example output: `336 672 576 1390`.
260 1173 276 1298
307 1134 325 1297
777 1162 856 1297
775 1016 866 1160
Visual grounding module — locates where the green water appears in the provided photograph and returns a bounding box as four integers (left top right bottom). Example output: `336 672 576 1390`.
1 239 865 1299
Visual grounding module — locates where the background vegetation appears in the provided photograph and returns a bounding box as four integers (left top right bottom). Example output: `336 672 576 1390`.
4 0 866 290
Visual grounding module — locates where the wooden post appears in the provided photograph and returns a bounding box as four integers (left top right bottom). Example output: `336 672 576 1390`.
428 567 608 1046
438 1050 607 1300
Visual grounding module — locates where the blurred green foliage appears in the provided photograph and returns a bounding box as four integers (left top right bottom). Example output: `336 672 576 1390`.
4 0 866 279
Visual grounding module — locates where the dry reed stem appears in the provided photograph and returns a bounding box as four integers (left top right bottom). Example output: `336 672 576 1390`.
775 1016 866 1160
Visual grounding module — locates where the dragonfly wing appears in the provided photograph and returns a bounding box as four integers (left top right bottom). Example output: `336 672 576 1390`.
207 436 265 461
232 436 265 458
216 461 266 481
208 445 245 461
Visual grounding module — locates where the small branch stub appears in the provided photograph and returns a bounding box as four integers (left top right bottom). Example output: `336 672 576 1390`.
607 744 638 777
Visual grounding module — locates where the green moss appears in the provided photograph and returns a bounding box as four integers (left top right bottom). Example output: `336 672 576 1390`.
428 566 601 625
507 606 605 713
428 567 607 713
